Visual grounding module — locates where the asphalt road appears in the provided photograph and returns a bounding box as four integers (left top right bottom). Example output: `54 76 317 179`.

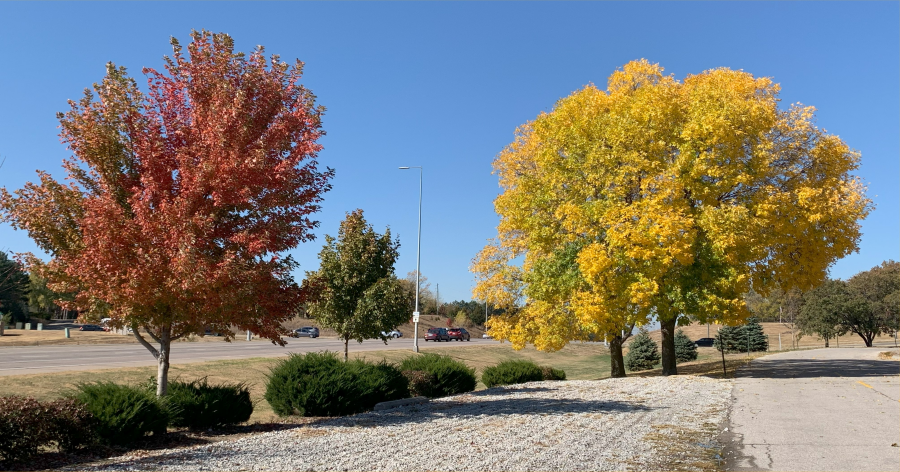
724 347 900 471
0 337 497 376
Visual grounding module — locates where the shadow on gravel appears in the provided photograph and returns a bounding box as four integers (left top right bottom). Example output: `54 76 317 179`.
739 358 899 379
330 396 654 429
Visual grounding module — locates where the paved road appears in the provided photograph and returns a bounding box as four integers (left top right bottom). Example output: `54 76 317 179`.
0 337 497 376
724 347 900 471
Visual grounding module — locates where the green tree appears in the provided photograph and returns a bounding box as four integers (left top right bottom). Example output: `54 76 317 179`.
674 329 698 362
844 261 899 347
304 209 411 360
743 317 769 352
713 325 742 376
797 280 848 347
0 252 29 322
624 329 660 371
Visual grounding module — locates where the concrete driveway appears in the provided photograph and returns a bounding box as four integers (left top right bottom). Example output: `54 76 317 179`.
724 347 900 471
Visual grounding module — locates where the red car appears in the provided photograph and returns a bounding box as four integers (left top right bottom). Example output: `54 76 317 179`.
447 327 471 341
424 327 450 342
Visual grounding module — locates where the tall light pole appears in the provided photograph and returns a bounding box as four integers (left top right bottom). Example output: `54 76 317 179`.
399 166 422 353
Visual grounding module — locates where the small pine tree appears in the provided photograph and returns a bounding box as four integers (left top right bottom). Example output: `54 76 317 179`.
744 317 769 352
674 329 698 363
714 325 743 353
625 329 660 371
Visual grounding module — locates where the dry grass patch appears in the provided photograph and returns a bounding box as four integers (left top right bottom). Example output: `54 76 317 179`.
878 351 898 361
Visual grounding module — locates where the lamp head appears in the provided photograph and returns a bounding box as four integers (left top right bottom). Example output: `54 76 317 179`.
399 166 410 169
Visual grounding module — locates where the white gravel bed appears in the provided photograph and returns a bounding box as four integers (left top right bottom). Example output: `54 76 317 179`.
72 376 733 471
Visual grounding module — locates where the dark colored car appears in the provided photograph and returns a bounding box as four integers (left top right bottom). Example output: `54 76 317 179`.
292 327 320 338
79 324 105 331
424 327 450 342
447 327 471 341
694 337 715 347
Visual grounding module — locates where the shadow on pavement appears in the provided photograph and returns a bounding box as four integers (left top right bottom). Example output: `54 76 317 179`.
739 358 899 379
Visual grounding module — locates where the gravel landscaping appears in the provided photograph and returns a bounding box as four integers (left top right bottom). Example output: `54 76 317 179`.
70 376 733 471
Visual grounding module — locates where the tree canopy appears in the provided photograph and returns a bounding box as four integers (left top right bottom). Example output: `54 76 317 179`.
304 209 411 360
0 31 333 395
472 59 871 376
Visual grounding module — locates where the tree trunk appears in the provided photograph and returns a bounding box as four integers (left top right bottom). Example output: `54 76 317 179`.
865 333 874 347
157 328 171 397
344 337 349 361
720 346 727 377
608 335 626 378
824 336 829 348
660 318 678 376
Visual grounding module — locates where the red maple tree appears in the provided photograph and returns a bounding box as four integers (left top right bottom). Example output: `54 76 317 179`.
1 31 333 395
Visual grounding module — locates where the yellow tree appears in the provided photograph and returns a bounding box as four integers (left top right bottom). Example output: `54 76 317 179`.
473 60 871 376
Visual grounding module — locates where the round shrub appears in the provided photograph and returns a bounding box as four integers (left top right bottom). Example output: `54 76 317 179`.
164 378 253 429
398 353 476 398
73 382 168 445
265 351 409 417
625 329 660 371
674 329 699 363
482 360 544 388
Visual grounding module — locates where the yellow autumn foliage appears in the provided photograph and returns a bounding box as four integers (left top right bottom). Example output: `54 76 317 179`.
473 59 871 352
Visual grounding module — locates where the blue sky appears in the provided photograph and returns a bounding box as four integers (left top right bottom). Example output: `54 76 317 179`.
0 2 897 303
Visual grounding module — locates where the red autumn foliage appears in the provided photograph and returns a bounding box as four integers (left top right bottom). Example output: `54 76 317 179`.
1 31 333 394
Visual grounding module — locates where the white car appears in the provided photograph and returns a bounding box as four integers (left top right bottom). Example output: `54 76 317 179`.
381 330 403 338
482 333 493 339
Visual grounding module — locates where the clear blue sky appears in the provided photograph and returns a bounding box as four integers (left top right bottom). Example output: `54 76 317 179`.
1 2 897 303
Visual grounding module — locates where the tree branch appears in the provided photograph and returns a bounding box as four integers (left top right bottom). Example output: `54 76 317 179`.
143 324 162 344
131 322 159 359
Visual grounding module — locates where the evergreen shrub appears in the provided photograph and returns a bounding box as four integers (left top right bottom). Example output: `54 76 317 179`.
163 378 253 429
265 352 409 417
481 360 544 388
397 353 476 398
73 382 168 445
674 329 699 362
625 329 661 371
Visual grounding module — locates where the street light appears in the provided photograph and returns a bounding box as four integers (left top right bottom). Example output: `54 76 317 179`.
399 166 422 353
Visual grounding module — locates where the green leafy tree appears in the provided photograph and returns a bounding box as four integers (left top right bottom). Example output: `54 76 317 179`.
0 252 29 322
624 329 660 371
797 280 848 347
304 209 411 360
674 329 698 362
844 261 899 347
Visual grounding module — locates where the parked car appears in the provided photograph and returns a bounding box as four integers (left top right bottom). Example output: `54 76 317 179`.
292 327 320 338
694 337 715 347
424 327 450 342
482 333 492 339
381 330 403 338
447 327 471 341
79 324 105 332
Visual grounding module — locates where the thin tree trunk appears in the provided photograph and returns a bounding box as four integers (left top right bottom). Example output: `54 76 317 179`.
720 346 727 377
157 327 171 397
344 337 349 361
660 318 677 376
608 335 626 378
